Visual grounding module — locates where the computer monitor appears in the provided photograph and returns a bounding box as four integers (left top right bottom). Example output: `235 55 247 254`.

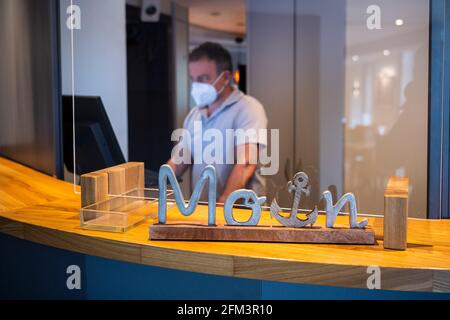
62 95 161 187
62 95 126 175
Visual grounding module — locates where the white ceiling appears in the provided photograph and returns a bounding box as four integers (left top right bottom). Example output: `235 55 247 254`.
174 0 246 35
345 0 429 48
172 0 429 44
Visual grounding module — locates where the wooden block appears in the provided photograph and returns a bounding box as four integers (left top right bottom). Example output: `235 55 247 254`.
80 172 108 207
96 162 145 193
384 176 409 250
149 224 376 244
121 162 145 192
106 167 126 196
80 172 108 221
80 162 145 219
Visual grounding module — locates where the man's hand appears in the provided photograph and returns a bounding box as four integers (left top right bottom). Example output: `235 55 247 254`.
218 144 259 203
167 159 189 178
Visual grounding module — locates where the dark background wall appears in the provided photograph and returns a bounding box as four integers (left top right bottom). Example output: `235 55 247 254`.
0 0 62 178
126 5 174 172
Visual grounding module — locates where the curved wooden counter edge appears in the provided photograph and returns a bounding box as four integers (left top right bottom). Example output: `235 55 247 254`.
0 157 449 293
1 210 449 293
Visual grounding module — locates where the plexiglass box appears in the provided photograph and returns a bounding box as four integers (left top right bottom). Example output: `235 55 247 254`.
80 188 173 232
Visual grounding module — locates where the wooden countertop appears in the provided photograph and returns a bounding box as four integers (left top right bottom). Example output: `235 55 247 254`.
0 157 449 293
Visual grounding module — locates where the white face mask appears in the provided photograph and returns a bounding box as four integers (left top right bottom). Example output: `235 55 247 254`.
190 72 225 108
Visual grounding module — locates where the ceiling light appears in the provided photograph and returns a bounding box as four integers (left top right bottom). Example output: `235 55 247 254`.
395 19 404 26
383 49 391 56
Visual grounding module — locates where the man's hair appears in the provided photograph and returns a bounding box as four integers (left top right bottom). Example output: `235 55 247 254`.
188 42 233 74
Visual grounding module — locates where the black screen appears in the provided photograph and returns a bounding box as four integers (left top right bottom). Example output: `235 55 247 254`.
62 95 125 175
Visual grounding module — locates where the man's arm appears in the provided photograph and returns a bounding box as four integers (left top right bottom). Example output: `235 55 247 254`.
167 159 189 178
167 139 191 178
218 143 259 203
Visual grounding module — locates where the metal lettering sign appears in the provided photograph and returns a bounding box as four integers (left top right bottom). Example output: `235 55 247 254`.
158 164 217 226
224 189 266 226
323 191 368 229
270 172 318 228
157 165 367 230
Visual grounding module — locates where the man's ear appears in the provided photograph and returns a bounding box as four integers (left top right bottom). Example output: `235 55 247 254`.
224 70 232 84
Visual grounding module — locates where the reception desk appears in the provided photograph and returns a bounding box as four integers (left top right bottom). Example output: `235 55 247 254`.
1 156 450 298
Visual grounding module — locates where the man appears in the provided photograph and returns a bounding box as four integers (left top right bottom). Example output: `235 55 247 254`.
167 42 267 202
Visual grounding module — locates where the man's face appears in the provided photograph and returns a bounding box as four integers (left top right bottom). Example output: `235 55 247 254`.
189 57 229 93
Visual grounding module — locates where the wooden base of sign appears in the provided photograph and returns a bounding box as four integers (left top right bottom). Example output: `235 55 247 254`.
149 224 376 245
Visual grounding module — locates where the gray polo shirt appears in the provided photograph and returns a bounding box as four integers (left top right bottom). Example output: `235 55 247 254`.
176 88 268 199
